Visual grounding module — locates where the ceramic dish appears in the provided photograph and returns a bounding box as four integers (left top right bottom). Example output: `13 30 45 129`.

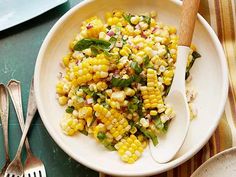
0 0 67 31
34 0 228 176
191 147 236 177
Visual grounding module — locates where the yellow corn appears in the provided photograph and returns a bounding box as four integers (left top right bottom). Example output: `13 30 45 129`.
115 135 143 163
93 104 130 141
60 113 84 136
141 69 164 111
163 69 174 86
120 44 132 56
84 16 105 38
58 96 68 106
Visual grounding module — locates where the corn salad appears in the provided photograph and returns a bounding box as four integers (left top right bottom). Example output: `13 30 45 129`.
56 10 201 164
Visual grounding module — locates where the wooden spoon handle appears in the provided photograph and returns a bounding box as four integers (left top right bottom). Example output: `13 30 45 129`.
178 0 200 46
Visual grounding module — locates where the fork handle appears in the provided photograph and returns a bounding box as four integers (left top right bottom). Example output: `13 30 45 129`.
15 79 37 158
7 80 32 154
0 84 10 161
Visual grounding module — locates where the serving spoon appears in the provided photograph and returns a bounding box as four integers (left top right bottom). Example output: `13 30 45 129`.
150 0 200 163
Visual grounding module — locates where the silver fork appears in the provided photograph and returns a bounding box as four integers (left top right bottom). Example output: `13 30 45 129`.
4 79 45 177
7 80 46 177
0 84 10 177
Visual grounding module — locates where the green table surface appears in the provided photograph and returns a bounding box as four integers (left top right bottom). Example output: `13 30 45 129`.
0 1 99 177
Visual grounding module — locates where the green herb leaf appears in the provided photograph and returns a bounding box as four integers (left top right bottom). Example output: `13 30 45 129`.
128 120 135 127
133 75 147 85
101 140 116 151
130 61 142 74
154 117 169 133
146 61 154 69
79 129 88 136
89 112 97 127
122 13 133 25
128 96 139 113
65 106 74 113
154 117 164 130
143 56 150 66
90 45 100 56
97 132 107 140
111 75 146 88
80 86 93 95
142 15 151 27
104 143 116 151
136 125 158 146
192 51 201 59
111 77 134 87
185 51 201 79
109 37 117 44
165 85 171 96
74 38 111 51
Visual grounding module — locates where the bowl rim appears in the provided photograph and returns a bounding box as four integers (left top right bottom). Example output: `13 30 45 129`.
34 0 229 176
190 147 236 177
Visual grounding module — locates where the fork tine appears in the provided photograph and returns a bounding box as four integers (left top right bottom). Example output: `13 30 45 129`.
38 171 41 177
24 172 32 177
39 168 46 177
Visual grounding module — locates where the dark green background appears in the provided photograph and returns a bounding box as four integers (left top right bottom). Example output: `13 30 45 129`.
0 1 98 176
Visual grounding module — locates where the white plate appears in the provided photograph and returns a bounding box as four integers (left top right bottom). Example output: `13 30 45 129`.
191 147 236 177
34 0 228 176
0 0 67 31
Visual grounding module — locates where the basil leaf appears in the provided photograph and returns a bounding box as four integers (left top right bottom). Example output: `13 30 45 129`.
192 51 201 59
80 86 93 95
111 77 134 87
101 140 116 151
165 85 171 96
79 130 88 136
130 62 142 74
133 75 147 85
89 113 97 127
136 125 158 146
185 51 201 79
128 96 139 113
90 45 100 56
111 75 146 88
108 37 117 50
97 132 107 140
142 15 151 27
104 143 116 151
122 13 133 25
154 117 164 130
109 37 117 44
143 56 150 66
74 38 111 51
128 103 138 113
66 106 74 113
128 120 135 127
154 117 169 133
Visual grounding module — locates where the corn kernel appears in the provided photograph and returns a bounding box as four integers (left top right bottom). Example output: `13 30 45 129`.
150 110 157 116
58 96 68 105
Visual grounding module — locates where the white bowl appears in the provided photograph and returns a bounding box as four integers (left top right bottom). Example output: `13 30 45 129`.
34 0 228 176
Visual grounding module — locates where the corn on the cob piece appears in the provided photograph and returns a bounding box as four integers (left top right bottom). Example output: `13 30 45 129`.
60 113 85 136
93 104 131 141
141 69 164 111
87 54 110 81
115 135 144 164
163 69 174 86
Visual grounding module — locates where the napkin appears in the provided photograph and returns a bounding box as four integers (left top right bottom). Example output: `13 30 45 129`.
0 0 67 31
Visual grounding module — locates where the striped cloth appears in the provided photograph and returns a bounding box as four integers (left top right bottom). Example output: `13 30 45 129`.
101 0 236 176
